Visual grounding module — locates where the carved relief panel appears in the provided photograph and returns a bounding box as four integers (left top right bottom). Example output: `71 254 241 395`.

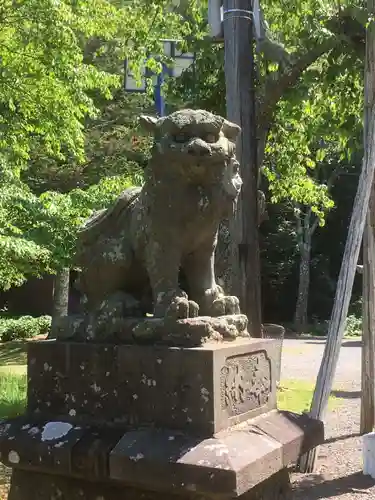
220 351 272 417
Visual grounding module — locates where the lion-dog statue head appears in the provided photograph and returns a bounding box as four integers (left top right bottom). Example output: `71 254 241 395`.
140 109 242 213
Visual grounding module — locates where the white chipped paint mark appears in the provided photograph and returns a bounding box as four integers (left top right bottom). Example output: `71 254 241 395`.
69 409 76 417
200 387 210 403
8 436 15 441
43 362 50 372
28 427 40 436
106 372 110 377
71 395 76 403
80 363 85 370
156 358 162 364
168 436 175 441
197 459 211 466
129 453 144 461
55 442 65 448
141 374 147 384
21 424 30 431
91 383 101 393
132 394 138 400
205 443 229 456
187 417 192 423
46 402 51 407
113 390 117 396
41 422 73 442
209 473 215 479
8 451 20 464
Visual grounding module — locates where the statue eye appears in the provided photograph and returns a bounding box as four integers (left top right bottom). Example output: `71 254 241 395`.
205 134 217 143
173 134 187 143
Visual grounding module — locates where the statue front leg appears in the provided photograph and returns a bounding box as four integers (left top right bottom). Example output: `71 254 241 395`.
145 241 199 319
183 242 240 317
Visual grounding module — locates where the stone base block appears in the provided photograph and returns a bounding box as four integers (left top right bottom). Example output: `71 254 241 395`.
27 338 279 435
0 411 323 498
8 468 291 500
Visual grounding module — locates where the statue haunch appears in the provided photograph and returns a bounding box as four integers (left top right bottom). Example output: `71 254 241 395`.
74 109 244 338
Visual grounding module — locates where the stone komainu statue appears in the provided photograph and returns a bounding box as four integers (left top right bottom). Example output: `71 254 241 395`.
64 109 247 341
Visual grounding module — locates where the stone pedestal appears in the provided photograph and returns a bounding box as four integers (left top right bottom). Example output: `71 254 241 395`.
0 338 324 499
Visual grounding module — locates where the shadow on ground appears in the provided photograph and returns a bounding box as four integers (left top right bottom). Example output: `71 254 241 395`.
292 472 375 499
324 432 360 445
341 340 362 348
331 390 361 399
302 340 362 347
0 342 27 366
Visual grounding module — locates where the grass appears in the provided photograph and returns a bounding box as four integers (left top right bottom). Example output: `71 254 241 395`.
277 379 340 413
0 342 27 372
0 342 27 421
0 372 27 419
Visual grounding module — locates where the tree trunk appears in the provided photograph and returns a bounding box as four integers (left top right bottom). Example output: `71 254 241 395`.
51 268 70 336
293 208 318 333
294 243 311 333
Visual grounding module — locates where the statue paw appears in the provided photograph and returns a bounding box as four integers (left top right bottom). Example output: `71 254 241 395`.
166 294 199 320
202 286 241 316
155 289 199 319
211 295 241 316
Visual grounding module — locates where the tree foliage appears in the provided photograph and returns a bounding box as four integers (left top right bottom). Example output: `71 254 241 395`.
0 162 133 289
0 0 193 164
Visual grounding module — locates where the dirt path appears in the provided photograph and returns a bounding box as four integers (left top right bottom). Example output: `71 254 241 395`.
281 338 375 499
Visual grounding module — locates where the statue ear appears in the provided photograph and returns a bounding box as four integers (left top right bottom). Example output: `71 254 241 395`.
139 115 159 133
222 119 241 141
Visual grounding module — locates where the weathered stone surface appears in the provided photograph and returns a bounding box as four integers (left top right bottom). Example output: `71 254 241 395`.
0 410 321 498
7 468 291 500
27 338 278 435
0 417 86 474
52 109 247 342
56 313 250 346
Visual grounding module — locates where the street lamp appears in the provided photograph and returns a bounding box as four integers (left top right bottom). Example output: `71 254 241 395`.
124 40 195 117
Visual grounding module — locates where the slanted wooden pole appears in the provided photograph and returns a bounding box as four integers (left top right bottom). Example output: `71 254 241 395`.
298 112 375 473
223 0 262 336
361 0 375 435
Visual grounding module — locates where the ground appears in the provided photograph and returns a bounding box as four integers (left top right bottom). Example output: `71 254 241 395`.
0 337 372 499
281 338 375 499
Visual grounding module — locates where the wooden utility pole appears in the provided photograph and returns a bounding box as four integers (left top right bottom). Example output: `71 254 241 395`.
299 102 375 472
223 0 262 336
361 0 375 435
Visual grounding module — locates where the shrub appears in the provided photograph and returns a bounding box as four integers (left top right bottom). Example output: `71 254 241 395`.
0 315 51 342
345 314 362 337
